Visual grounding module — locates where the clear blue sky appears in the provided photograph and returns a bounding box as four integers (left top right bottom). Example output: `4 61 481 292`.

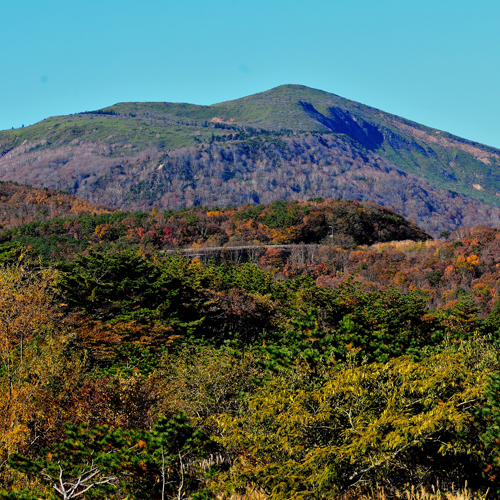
2 0 500 147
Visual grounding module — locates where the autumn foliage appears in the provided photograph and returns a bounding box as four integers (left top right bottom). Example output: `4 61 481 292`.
3 203 500 499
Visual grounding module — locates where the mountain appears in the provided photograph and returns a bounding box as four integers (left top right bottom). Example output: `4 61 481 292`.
2 84 500 236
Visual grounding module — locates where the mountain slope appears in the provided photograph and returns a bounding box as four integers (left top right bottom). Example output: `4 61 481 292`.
0 181 113 230
1 84 500 236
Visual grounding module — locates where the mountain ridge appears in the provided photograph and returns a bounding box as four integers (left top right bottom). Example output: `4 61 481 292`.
2 84 500 236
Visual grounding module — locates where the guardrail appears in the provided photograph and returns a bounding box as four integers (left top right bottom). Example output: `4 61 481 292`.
162 244 293 254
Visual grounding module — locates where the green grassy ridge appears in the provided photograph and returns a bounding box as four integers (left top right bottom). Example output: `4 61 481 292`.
0 103 293 156
0 85 389 154
3 84 498 151
100 85 337 130
0 84 494 154
0 114 212 153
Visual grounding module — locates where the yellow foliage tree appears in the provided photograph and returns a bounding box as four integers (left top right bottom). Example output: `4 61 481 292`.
0 265 69 476
214 346 495 499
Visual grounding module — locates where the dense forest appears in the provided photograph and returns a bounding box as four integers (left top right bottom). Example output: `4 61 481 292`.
2 197 500 499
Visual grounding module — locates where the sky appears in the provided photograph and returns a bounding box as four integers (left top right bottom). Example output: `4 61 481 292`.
2 0 500 148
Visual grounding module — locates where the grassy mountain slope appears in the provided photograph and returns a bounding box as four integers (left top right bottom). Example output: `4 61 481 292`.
1 85 500 235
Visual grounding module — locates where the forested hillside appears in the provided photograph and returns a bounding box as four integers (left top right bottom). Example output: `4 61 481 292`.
2 85 500 235
0 198 429 261
0 181 112 229
2 195 500 499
